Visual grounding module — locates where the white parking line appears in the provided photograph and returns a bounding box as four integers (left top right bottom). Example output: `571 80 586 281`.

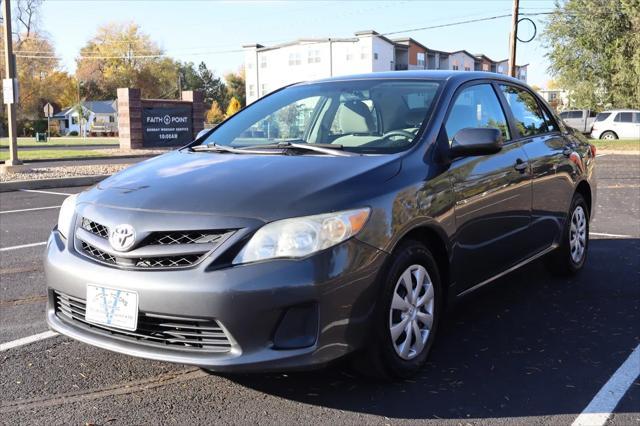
0 205 60 214
590 232 635 239
572 344 640 426
19 189 74 196
0 330 59 352
0 241 47 252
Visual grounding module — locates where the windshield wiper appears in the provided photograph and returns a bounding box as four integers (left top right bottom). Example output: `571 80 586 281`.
190 143 280 155
241 141 354 157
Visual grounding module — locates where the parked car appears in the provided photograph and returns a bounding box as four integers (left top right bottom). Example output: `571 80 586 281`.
590 110 640 140
46 71 596 379
558 109 597 134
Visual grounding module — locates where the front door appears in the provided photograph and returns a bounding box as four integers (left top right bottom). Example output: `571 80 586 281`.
444 83 532 292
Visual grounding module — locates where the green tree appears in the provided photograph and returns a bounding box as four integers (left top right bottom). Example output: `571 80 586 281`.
226 97 242 117
225 69 246 107
543 0 640 110
178 62 228 109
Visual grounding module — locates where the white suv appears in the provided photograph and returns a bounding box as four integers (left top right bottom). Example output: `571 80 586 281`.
590 110 640 140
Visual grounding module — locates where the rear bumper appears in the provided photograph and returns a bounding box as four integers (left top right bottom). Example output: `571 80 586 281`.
45 231 388 372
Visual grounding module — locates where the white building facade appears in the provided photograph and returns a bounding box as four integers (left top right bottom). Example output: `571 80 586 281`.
244 31 396 104
244 30 529 104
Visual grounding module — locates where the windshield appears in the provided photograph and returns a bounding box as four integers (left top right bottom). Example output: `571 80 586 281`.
199 79 442 154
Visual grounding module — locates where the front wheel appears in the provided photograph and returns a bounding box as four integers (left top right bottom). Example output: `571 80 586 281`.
354 240 442 380
600 131 618 140
546 193 589 275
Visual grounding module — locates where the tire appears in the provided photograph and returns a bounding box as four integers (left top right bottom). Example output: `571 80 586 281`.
600 131 618 140
546 193 589 276
354 240 442 380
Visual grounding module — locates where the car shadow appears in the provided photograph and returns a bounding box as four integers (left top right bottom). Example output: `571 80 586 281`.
221 238 640 420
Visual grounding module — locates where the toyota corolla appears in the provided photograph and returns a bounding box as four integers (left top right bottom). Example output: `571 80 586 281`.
45 71 596 379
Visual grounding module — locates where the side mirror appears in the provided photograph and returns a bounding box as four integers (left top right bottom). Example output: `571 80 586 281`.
449 127 503 158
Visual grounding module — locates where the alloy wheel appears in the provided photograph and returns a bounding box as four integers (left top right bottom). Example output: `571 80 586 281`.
570 206 587 263
389 264 435 360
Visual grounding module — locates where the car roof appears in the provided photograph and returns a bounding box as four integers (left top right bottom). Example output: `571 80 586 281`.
600 109 640 113
295 70 528 87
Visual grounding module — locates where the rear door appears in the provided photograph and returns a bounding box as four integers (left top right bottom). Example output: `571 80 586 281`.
445 82 533 291
612 112 640 139
498 84 576 252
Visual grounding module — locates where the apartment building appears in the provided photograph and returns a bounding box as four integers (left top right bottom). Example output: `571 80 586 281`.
244 30 528 104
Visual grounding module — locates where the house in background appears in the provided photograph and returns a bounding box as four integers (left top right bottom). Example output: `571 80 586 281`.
447 50 476 71
494 59 528 81
50 100 118 136
474 54 497 72
538 88 570 111
244 29 530 104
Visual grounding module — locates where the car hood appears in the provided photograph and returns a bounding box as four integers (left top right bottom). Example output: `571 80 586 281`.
81 150 402 222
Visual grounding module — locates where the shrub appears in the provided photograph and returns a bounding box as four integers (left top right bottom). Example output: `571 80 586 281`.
68 131 79 136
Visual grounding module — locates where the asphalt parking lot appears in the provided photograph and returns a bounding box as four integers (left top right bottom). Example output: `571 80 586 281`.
1 154 638 425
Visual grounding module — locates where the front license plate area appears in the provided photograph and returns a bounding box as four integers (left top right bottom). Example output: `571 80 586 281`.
85 284 138 331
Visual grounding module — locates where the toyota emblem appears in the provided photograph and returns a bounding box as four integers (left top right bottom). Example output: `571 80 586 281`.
109 224 136 251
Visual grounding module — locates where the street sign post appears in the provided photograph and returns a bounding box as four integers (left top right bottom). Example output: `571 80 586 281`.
44 103 54 139
1 0 23 168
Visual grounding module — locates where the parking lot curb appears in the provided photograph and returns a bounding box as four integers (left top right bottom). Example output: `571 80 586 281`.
0 175 109 192
0 153 159 165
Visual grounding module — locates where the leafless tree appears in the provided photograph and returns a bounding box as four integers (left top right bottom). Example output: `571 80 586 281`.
13 0 43 43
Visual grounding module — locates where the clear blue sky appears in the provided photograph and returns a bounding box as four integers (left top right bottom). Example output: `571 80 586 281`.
41 0 557 87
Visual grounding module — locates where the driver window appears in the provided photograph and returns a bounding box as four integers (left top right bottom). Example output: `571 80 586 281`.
445 84 510 143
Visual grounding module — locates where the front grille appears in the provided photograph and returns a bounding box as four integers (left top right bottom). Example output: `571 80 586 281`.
81 241 205 269
150 231 230 245
81 218 109 238
81 241 117 264
136 255 202 268
54 291 232 353
76 217 233 270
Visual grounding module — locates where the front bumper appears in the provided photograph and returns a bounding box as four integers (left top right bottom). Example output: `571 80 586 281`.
45 230 387 372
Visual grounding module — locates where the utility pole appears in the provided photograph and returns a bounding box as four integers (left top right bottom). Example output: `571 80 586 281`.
2 0 22 167
507 0 520 78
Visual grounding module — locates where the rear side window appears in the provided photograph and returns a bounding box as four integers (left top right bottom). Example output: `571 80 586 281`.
559 112 569 119
589 110 597 117
445 84 510 142
500 85 547 137
614 112 634 123
568 111 583 119
634 113 640 123
595 112 611 122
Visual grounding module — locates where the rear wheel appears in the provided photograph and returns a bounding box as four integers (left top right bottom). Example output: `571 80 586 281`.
600 131 618 140
355 240 442 380
546 193 589 276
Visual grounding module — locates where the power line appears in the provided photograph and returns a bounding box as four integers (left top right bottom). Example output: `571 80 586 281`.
5 11 557 61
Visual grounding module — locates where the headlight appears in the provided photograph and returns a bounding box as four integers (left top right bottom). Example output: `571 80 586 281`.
57 194 78 239
233 208 370 264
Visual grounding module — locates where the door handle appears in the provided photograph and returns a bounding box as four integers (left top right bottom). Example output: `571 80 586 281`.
514 159 528 173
